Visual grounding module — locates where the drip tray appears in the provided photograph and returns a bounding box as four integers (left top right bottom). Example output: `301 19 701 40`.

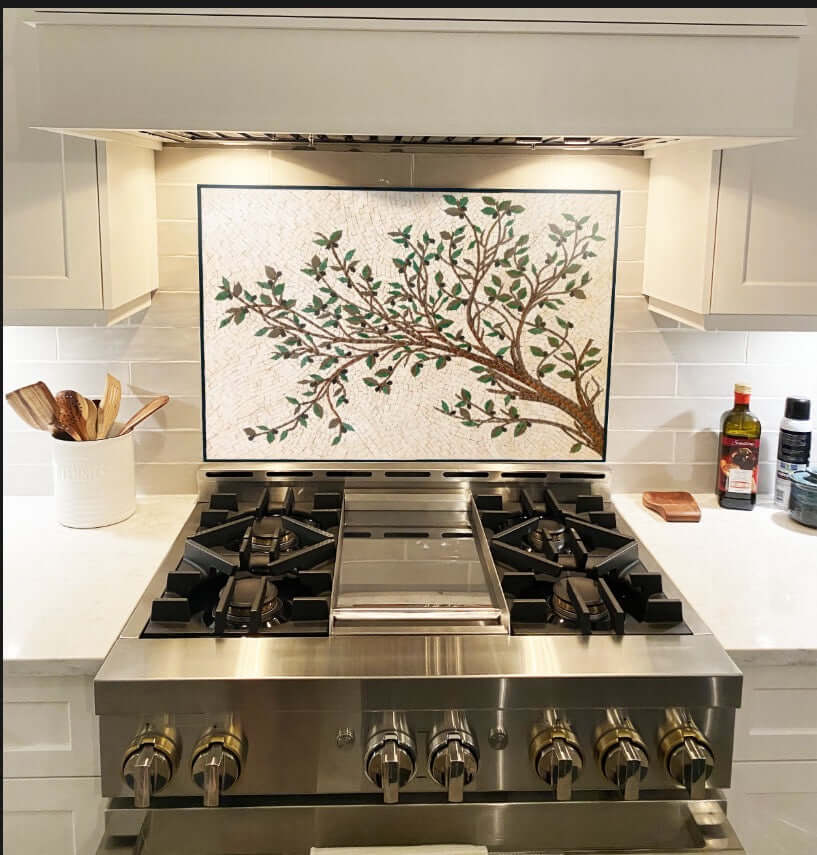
330 491 509 635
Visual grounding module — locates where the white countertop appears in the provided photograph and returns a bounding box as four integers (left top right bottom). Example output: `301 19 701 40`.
613 493 817 665
3 494 196 677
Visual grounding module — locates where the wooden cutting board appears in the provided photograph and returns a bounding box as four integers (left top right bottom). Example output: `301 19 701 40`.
642 491 701 522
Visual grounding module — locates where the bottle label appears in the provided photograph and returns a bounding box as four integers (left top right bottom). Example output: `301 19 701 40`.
777 428 812 463
774 461 808 508
718 436 760 495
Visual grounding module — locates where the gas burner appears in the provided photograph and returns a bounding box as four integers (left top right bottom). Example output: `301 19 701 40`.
527 518 566 554
550 576 609 626
250 517 299 555
225 577 286 628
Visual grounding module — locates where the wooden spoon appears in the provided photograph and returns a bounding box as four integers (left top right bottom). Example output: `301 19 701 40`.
5 382 58 432
82 396 98 440
116 395 170 436
96 373 122 439
55 390 89 441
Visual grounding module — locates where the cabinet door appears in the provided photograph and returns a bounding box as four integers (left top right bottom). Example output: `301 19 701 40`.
2 777 106 855
711 138 817 316
2 8 103 313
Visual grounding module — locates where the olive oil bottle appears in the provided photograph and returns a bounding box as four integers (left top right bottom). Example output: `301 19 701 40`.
716 384 762 510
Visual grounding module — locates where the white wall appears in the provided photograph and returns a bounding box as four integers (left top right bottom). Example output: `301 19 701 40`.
4 147 816 494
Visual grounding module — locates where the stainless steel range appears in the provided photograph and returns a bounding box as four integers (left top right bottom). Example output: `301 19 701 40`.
96 465 744 854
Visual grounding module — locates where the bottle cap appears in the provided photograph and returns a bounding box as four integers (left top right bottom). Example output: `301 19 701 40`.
784 397 811 421
734 383 752 395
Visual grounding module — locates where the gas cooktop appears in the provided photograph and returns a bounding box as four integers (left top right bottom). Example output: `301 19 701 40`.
143 478 688 638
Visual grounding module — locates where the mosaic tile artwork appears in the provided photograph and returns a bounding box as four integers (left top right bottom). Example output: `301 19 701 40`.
200 186 620 461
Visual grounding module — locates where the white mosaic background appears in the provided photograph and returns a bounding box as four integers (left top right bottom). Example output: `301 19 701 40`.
200 186 619 460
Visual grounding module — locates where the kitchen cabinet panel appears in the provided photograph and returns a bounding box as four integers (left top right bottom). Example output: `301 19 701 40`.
2 776 105 855
728 761 817 855
711 139 817 315
643 140 817 329
2 8 158 326
2 676 100 778
733 664 817 762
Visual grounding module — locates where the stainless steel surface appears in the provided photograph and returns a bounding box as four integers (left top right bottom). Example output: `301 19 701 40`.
594 709 649 801
190 726 245 808
427 712 479 802
530 711 584 801
94 467 745 853
331 491 509 635
659 709 716 799
121 728 179 808
364 714 416 803
97 795 745 854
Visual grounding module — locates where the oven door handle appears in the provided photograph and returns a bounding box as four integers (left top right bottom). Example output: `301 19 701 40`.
97 797 747 855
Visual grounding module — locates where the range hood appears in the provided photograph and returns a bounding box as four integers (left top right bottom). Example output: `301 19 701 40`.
25 8 808 147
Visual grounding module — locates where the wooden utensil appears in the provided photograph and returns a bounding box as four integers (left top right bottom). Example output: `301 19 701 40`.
116 395 170 436
5 382 58 432
96 373 122 439
55 390 89 441
82 396 98 440
642 491 701 522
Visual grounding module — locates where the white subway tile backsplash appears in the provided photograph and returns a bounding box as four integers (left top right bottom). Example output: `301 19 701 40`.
410 153 650 191
609 364 676 397
133 430 203 463
135 463 199 494
3 464 53 496
156 184 198 220
269 151 411 186
677 363 817 398
2 361 130 400
619 191 648 227
748 332 817 364
608 397 730 430
4 148 816 497
127 292 199 327
613 297 677 331
3 327 57 361
131 363 202 396
58 326 200 362
616 227 646 263
674 430 718 463
606 430 674 462
612 331 747 364
611 463 715 493
614 261 644 296
158 255 199 291
155 147 271 184
119 397 202 430
157 220 198 256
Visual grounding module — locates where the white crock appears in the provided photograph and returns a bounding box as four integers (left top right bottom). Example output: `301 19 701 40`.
51 429 136 528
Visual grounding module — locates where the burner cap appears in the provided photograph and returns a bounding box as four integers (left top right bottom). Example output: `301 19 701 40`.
226 578 283 628
551 576 608 623
250 517 299 554
528 518 567 553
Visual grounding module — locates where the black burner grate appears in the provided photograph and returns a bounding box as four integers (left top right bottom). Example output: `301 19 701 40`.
478 488 688 636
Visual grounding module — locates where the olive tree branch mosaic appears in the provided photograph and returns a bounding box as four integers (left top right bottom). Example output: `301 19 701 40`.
214 194 608 455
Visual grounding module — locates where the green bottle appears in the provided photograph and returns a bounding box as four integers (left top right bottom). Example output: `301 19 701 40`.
716 383 762 510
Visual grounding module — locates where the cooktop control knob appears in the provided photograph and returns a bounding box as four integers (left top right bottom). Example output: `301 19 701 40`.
594 709 649 800
191 726 246 807
364 715 416 804
530 712 583 801
121 727 180 808
427 713 479 802
658 709 715 799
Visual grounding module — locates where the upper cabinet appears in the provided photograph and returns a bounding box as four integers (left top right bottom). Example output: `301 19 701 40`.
2 8 158 326
643 8 817 330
